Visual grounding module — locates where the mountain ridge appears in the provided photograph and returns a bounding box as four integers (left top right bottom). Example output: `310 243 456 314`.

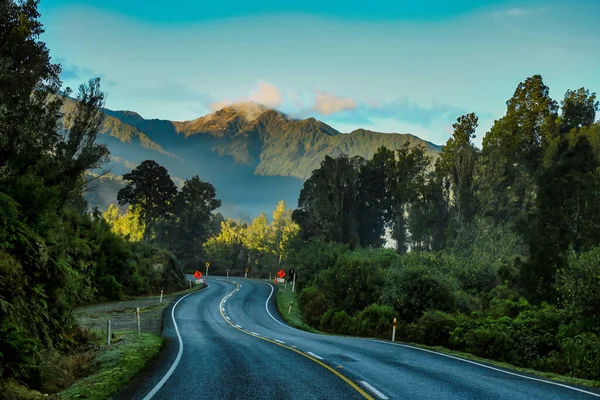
82 100 442 220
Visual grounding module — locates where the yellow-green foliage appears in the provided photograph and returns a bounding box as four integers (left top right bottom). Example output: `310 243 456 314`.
103 204 145 242
203 201 300 274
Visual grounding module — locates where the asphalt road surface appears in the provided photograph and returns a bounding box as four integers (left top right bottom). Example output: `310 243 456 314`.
119 278 600 400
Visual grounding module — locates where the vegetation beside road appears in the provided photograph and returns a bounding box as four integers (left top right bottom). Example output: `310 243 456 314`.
58 331 163 400
275 286 320 333
0 2 219 397
286 76 600 383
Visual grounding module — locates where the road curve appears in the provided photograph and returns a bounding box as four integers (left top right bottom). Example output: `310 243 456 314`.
119 277 600 400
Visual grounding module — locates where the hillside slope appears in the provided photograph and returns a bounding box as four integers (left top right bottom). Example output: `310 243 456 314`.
81 101 441 219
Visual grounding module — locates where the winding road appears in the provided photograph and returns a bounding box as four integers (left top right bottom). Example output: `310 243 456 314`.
117 278 600 400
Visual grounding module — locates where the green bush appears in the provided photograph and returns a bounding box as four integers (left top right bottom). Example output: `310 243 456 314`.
320 310 353 334
558 247 600 320
509 304 565 366
354 304 397 339
561 333 600 380
319 309 337 331
381 263 458 322
298 287 329 327
98 275 124 300
416 311 458 347
0 323 41 384
464 325 514 362
316 251 385 314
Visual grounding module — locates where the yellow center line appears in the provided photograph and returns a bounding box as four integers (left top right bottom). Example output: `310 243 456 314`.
218 281 373 400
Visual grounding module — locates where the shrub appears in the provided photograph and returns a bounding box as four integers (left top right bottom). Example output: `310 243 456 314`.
0 323 41 384
330 310 352 333
316 251 385 314
509 304 565 366
381 263 458 322
464 325 514 362
561 333 600 380
354 304 398 339
319 309 337 331
98 275 123 300
557 247 600 320
298 287 329 327
416 311 458 347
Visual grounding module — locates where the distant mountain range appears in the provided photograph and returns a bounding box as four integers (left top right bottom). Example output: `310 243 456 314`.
78 101 441 221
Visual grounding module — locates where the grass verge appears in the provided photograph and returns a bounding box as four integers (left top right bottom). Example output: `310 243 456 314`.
58 331 163 400
275 286 321 333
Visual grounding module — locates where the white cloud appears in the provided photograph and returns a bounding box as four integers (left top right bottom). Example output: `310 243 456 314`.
311 90 357 115
209 80 282 111
249 81 282 108
493 7 547 17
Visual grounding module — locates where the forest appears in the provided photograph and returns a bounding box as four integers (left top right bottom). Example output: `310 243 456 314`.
0 1 224 394
288 76 600 381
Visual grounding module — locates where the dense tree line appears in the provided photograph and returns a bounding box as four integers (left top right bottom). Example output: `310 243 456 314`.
109 159 222 267
0 1 196 394
291 75 600 380
203 201 300 276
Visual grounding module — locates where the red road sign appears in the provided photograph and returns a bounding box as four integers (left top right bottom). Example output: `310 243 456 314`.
194 270 203 279
277 269 286 278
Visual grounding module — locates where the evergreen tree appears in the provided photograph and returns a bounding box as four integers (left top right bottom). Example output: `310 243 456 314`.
117 160 178 242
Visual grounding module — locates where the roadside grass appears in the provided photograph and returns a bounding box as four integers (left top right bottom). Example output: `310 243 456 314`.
58 331 163 400
274 286 321 334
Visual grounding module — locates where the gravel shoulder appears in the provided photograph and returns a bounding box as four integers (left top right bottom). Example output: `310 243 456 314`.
74 283 206 334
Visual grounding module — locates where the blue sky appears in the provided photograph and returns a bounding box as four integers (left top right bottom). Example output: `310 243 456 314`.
39 0 600 146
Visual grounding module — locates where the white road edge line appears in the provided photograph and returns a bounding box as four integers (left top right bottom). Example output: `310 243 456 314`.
306 351 324 360
273 339 285 344
260 281 600 399
368 339 600 399
142 284 210 400
226 316 231 321
235 324 242 328
359 381 388 400
251 332 260 336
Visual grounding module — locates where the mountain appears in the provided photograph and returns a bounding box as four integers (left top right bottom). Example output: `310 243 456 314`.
78 101 441 220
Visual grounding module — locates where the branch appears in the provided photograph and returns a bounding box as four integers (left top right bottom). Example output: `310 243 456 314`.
81 168 113 193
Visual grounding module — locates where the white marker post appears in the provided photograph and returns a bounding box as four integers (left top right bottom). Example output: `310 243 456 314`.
107 319 111 346
245 268 248 279
292 272 296 293
137 307 141 335
189 280 192 289
227 269 229 277
288 301 293 314
392 317 397 342
160 290 163 303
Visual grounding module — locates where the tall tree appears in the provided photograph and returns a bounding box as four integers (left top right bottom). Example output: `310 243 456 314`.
117 160 177 242
0 0 61 173
270 201 300 264
560 88 598 133
243 213 271 269
357 146 395 248
524 134 600 302
171 176 221 260
480 75 559 226
389 143 430 253
293 155 362 247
